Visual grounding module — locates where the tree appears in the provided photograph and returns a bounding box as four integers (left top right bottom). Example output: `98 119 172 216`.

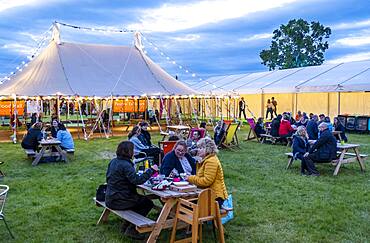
260 18 331 70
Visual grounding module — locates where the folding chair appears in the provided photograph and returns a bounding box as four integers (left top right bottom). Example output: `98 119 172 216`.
170 188 225 243
245 118 259 141
158 141 178 164
220 122 240 149
0 185 14 239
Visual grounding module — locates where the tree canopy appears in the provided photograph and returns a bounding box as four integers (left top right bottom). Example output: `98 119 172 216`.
260 18 331 70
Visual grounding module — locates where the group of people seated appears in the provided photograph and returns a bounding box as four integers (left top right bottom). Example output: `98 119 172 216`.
105 122 229 239
21 117 75 159
254 111 347 144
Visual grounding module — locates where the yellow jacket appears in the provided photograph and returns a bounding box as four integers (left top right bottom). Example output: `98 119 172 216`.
188 154 228 200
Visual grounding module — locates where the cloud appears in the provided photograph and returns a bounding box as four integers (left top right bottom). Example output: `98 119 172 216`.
128 0 299 32
171 34 200 42
0 0 38 12
332 18 370 30
2 43 34 55
334 33 370 47
326 52 370 64
239 33 273 42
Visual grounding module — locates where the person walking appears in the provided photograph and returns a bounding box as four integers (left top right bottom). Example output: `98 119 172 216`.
238 97 247 120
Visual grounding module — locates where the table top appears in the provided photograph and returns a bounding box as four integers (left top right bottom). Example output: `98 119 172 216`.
138 184 200 199
337 143 360 149
166 125 191 130
39 139 61 145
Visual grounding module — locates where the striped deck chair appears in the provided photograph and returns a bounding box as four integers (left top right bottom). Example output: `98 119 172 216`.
220 122 240 149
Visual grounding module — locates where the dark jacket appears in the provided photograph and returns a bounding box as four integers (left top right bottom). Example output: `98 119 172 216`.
254 123 266 137
270 118 280 137
335 123 348 142
21 128 42 150
139 130 152 146
292 135 309 160
306 120 319 140
105 156 154 210
309 129 337 161
160 151 196 176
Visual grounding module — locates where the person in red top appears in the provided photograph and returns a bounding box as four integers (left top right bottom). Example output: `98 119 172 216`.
279 114 295 144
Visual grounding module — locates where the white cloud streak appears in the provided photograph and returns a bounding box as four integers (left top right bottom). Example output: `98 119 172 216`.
326 52 370 64
334 32 370 47
2 43 34 55
239 33 273 42
171 34 200 42
128 0 299 32
332 18 370 30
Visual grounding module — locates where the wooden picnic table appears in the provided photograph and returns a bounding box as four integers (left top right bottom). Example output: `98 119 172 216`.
32 139 68 166
334 143 365 175
137 184 201 243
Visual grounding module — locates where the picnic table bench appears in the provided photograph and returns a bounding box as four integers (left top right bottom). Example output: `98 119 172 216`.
260 134 280 144
24 149 36 157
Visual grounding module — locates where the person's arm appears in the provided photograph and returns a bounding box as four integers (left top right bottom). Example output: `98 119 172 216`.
309 133 329 153
123 162 154 185
131 137 148 150
160 155 175 177
188 160 217 187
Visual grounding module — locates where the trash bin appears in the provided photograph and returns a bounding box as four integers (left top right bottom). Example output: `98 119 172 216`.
355 116 368 132
345 116 356 131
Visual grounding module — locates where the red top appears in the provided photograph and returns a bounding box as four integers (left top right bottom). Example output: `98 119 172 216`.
279 120 294 136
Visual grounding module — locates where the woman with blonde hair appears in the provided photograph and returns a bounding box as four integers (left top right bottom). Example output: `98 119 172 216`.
292 126 310 175
186 137 228 207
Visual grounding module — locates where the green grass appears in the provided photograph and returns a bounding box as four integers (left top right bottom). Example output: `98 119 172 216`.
0 127 369 242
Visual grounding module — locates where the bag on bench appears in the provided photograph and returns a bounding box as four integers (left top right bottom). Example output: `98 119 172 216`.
96 183 107 204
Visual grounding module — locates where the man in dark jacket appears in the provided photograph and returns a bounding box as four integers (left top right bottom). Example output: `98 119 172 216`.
21 122 43 151
306 115 319 140
303 123 337 176
105 141 158 239
239 97 247 120
270 114 282 137
160 141 196 176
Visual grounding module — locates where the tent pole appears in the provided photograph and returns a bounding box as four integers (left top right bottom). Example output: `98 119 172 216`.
261 91 264 119
294 93 298 116
109 95 114 136
338 92 341 115
327 93 330 117
57 96 60 122
12 94 17 144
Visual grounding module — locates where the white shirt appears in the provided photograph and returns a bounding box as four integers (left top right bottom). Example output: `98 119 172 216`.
179 156 192 175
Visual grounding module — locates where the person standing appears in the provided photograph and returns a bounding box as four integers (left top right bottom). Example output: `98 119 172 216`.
238 97 247 120
265 99 274 120
271 97 278 116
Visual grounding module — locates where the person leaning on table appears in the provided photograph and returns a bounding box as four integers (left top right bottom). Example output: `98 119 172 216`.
105 141 159 240
185 137 228 208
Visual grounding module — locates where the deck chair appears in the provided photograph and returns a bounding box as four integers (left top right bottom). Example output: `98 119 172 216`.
0 185 14 239
245 118 259 141
189 128 206 139
158 141 177 163
220 122 240 149
170 188 225 243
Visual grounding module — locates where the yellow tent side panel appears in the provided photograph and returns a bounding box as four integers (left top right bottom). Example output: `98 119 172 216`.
328 92 339 118
263 93 294 116
340 92 370 116
241 94 261 118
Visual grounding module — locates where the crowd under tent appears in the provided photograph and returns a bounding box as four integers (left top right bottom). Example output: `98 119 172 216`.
0 23 241 142
198 60 370 118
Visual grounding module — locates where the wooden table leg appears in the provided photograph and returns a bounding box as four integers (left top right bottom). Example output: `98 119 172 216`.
97 208 110 225
354 147 365 172
333 149 346 176
55 145 68 163
32 146 46 166
146 198 177 243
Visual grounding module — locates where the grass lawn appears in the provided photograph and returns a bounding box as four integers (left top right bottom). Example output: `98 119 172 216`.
0 127 369 242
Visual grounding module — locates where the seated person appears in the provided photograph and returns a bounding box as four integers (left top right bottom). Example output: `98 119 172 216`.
128 126 161 165
270 115 282 137
213 120 226 146
295 115 308 127
292 126 310 175
21 122 43 151
50 119 60 138
138 121 152 146
254 117 266 137
105 141 158 240
185 138 228 208
279 114 294 139
303 123 337 176
160 140 196 177
334 117 348 142
187 130 202 148
306 115 319 140
56 123 74 150
324 116 333 132
318 114 325 125
30 113 41 128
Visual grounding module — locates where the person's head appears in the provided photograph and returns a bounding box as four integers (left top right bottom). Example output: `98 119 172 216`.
283 114 290 121
312 115 318 122
52 119 59 128
296 126 307 137
334 117 340 126
196 137 218 158
272 97 275 100
257 117 264 124
319 114 325 121
200 122 206 129
309 113 314 119
116 141 134 159
324 116 331 123
297 110 302 115
168 135 180 141
128 126 141 139
302 112 307 117
58 123 66 131
31 113 37 117
267 99 271 103
276 114 282 121
318 122 328 132
241 97 244 100
139 121 149 131
31 122 43 130
173 140 187 158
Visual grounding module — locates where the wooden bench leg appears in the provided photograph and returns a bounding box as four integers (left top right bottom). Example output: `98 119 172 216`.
286 157 294 170
97 208 111 225
333 150 346 176
354 147 366 172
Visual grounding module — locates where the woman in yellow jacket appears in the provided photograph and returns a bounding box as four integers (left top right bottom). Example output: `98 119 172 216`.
186 137 228 207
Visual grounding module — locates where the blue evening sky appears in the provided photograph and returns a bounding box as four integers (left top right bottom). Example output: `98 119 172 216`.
0 0 369 84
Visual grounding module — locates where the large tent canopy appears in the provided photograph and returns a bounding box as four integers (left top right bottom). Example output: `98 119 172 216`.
198 60 370 95
0 29 196 97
